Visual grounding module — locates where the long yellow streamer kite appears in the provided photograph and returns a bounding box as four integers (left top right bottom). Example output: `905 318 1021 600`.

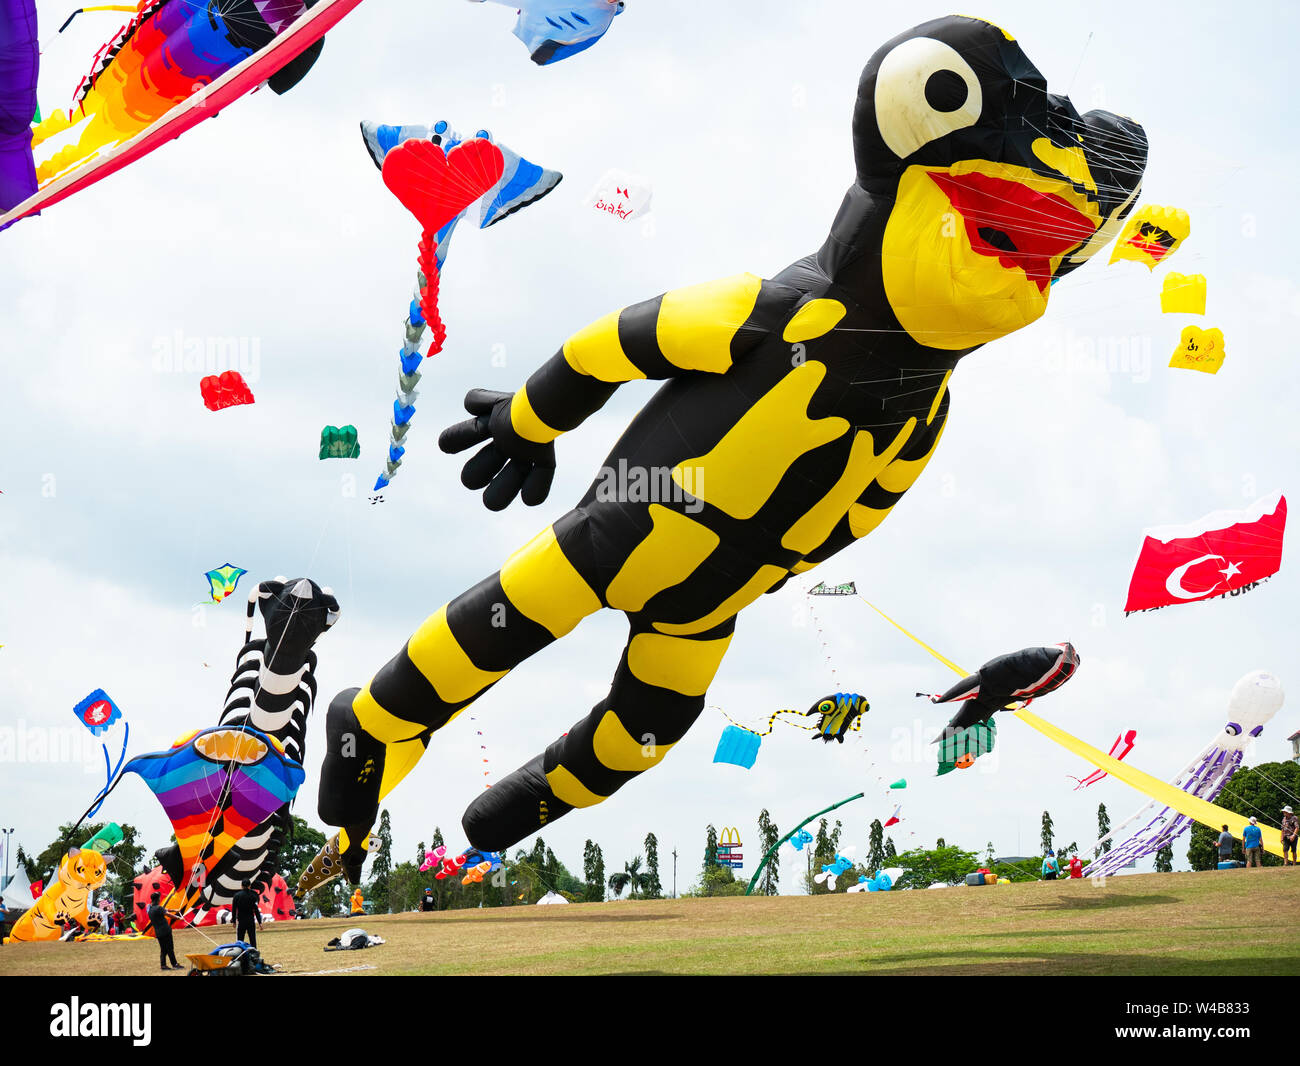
857 595 1285 859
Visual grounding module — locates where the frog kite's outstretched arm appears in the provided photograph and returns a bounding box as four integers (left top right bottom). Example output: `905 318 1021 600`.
439 272 805 510
317 15 1147 872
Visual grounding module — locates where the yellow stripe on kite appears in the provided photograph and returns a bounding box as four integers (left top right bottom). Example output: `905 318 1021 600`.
857 595 968 676
856 592 1282 855
1014 708 1285 859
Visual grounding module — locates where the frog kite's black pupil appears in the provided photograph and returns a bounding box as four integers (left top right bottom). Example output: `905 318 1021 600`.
925 68 969 113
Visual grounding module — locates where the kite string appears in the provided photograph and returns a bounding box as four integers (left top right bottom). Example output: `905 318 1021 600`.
175 501 339 917
803 585 897 799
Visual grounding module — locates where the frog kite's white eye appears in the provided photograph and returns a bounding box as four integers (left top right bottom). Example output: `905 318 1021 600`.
874 37 982 159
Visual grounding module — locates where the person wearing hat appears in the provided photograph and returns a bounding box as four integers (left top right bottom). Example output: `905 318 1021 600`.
1242 817 1264 868
1041 849 1060 881
1281 806 1298 866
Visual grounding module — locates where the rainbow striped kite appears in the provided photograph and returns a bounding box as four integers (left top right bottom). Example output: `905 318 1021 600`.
124 726 304 909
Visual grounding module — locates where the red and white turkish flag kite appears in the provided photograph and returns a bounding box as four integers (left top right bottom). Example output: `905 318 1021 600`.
1124 492 1287 613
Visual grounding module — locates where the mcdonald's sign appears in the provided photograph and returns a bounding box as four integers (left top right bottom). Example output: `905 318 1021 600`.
716 827 743 868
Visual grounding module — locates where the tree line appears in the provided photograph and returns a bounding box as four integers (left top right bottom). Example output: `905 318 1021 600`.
12 761 1297 917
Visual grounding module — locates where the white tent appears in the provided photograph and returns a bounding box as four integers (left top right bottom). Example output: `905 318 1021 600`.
536 891 570 905
1 867 34 911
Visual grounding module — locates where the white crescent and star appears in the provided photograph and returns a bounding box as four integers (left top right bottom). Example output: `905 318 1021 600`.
1165 554 1244 599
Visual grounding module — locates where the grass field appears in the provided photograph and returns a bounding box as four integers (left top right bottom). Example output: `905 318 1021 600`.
4 868 1299 976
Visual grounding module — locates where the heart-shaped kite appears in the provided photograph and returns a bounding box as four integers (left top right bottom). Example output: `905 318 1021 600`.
382 138 505 237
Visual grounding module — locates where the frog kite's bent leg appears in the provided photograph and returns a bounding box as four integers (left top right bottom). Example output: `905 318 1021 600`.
317 511 607 869
463 616 736 850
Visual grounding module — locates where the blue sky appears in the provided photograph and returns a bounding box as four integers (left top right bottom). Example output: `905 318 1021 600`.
1 0 1297 893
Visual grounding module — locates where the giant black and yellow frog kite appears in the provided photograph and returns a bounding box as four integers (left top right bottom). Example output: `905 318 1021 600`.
317 15 1147 872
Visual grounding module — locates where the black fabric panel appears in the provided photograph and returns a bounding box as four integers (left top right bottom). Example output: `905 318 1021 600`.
526 351 619 432
616 295 675 378
267 35 324 95
447 572 556 672
366 641 447 732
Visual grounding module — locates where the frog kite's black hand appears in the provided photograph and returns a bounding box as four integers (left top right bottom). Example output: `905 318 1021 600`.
439 389 557 511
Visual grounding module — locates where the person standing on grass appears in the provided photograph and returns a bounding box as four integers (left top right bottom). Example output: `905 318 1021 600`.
1242 817 1264 868
1281 806 1298 866
231 880 263 949
1042 850 1060 881
147 893 182 971
1067 854 1083 878
1217 824 1236 866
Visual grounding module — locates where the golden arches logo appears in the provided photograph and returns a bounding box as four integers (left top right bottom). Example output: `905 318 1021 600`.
718 827 742 847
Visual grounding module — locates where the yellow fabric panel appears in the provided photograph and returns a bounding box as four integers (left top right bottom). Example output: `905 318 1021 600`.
847 503 892 540
562 309 647 382
1014 709 1286 859
927 369 952 426
791 559 817 574
1031 138 1097 195
509 385 563 445
605 505 720 612
876 420 945 495
592 710 675 772
407 606 510 704
626 630 734 696
1161 273 1207 315
782 299 847 343
782 420 916 554
672 361 848 520
546 764 607 808
378 737 427 801
882 162 1101 350
500 526 602 637
353 684 428 744
656 273 764 373
653 565 788 636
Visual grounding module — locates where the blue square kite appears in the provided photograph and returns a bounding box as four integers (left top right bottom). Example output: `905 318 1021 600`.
73 689 122 736
712 725 760 769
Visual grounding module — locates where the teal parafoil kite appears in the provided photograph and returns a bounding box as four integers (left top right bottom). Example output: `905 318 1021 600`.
319 425 361 460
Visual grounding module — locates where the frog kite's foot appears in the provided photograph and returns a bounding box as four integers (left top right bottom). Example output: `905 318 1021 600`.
462 754 574 852
317 687 388 857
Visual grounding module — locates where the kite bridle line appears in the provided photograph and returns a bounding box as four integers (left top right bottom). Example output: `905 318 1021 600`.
173 502 341 916
174 541 335 920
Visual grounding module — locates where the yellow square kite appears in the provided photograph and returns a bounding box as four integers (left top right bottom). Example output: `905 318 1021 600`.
1169 326 1225 374
1111 205 1190 269
1160 272 1207 314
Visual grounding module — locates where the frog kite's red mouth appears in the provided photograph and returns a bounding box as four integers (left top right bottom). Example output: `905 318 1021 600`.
928 170 1098 292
